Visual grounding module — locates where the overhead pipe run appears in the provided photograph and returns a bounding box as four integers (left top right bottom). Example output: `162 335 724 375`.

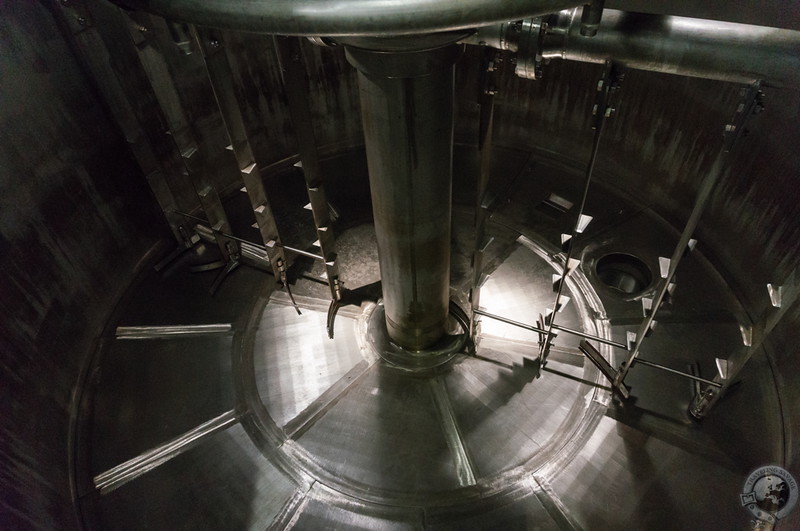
466 8 800 87
111 0 583 37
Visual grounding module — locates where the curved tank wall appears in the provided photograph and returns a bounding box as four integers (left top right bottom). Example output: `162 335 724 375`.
1 1 799 529
0 3 166 528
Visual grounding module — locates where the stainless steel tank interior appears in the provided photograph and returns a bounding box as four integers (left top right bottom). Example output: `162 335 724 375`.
1 1 799 530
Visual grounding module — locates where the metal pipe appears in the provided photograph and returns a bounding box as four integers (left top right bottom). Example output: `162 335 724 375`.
345 43 461 351
109 0 582 37
633 358 722 388
474 308 627 350
541 8 800 87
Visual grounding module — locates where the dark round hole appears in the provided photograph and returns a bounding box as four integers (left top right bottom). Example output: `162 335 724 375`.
595 253 652 295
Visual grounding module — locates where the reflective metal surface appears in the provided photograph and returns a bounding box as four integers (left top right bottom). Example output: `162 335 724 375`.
64 149 778 528
3 2 800 529
107 0 583 37
540 8 800 87
347 44 461 350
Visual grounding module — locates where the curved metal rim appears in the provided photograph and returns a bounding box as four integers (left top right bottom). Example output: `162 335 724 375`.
111 0 583 36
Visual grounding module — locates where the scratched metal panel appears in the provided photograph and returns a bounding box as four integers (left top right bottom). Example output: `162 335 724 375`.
424 482 561 531
87 423 297 530
220 32 364 167
549 415 751 530
254 305 364 427
87 334 235 474
287 483 423 530
0 2 164 528
296 362 463 493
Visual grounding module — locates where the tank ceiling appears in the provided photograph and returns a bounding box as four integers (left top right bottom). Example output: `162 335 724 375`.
1 1 799 530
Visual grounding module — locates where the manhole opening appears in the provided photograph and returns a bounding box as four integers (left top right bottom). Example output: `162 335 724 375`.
595 253 652 295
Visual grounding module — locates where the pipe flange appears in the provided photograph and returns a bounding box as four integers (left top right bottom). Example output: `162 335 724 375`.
515 17 546 79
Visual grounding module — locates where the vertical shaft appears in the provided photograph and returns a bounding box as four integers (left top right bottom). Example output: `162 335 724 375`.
346 44 462 351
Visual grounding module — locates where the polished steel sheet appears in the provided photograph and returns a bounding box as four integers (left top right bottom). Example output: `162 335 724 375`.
254 304 365 427
549 415 749 530
87 424 298 530
424 482 563 530
285 483 424 530
76 159 785 529
87 333 235 474
248 225 611 511
445 352 591 477
479 244 584 351
295 361 465 493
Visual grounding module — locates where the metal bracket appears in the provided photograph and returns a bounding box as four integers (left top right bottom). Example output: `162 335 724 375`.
539 61 623 366
579 340 630 399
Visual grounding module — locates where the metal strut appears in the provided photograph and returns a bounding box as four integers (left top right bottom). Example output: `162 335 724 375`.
614 81 765 392
538 61 624 366
690 267 796 419
277 258 301 316
469 45 500 347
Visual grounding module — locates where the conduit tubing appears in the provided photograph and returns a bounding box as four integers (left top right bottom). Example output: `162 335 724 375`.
111 0 582 37
540 8 800 87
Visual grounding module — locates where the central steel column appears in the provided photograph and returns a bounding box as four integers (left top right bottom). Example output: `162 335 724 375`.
346 43 462 351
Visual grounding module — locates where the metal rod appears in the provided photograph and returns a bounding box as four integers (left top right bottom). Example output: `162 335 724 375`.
616 155 724 384
633 358 722 388
192 26 287 281
616 83 763 387
277 245 325 264
274 36 339 300
94 410 238 494
116 324 232 338
553 322 626 349
690 266 798 418
539 61 621 365
474 308 626 349
469 45 498 342
174 211 326 262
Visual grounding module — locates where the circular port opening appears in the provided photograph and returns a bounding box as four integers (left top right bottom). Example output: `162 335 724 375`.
595 253 652 296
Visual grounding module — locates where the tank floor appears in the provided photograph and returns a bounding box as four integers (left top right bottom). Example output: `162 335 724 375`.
73 154 781 530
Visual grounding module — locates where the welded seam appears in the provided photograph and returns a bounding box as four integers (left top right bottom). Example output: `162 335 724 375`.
115 323 232 338
93 409 238 494
283 359 373 440
268 486 313 531
430 377 478 487
531 474 584 531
